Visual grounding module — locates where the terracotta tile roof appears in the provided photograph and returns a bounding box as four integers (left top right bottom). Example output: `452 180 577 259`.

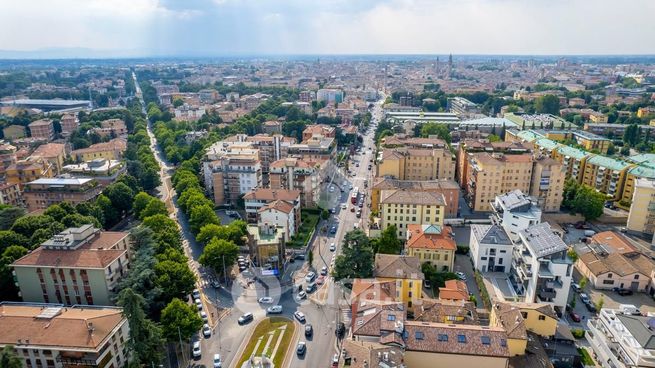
13 232 129 269
31 143 65 158
578 250 654 277
590 231 637 254
438 280 469 301
351 279 397 302
243 188 301 202
71 138 126 155
374 254 424 280
404 321 510 357
380 189 446 207
406 224 457 251
257 199 294 214
0 304 125 349
352 301 405 337
373 177 459 191
414 298 479 325
28 119 53 127
339 340 405 368
511 302 559 321
492 302 528 340
270 157 313 169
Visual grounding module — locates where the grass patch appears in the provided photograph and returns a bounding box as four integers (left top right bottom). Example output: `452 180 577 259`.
288 210 320 248
474 271 492 309
578 347 594 366
238 317 295 368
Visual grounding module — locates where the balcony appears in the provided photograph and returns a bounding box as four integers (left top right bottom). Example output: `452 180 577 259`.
538 264 554 278
538 288 556 300
546 279 563 289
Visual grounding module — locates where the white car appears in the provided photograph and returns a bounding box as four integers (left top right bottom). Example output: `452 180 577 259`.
200 311 208 322
192 289 201 299
455 272 467 281
329 186 334 192
353 223 359 229
321 266 328 276
192 341 201 359
202 323 211 338
258 296 274 304
213 354 222 368
294 311 306 322
194 298 203 310
305 272 316 283
267 305 283 314
296 291 307 300
329 243 336 252
341 203 347 209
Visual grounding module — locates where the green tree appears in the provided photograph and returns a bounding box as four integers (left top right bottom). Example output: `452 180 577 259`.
375 225 402 254
534 94 560 115
487 134 501 142
160 298 203 341
572 185 606 220
420 123 451 143
0 206 26 230
333 229 374 280
623 124 640 147
96 194 119 227
133 192 156 219
116 288 165 365
189 204 220 234
199 238 239 277
60 213 101 228
0 246 28 301
0 346 22 368
11 215 57 238
44 204 68 222
307 249 314 267
154 260 196 302
104 182 135 215
141 200 168 219
579 276 588 290
595 295 605 311
0 231 29 253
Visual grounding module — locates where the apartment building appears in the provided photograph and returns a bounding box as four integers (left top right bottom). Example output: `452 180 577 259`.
302 124 336 141
438 280 469 302
62 159 126 187
470 224 513 273
70 138 127 162
12 225 131 306
371 177 459 218
377 147 454 181
572 130 611 154
203 145 262 206
0 303 130 368
0 142 17 176
380 189 446 239
316 88 344 104
490 302 558 357
627 178 655 235
89 119 128 138
373 254 424 308
511 222 573 312
447 96 481 116
223 134 295 185
491 190 542 240
30 143 66 175
23 177 102 212
246 223 286 273
581 155 630 200
242 188 301 232
59 113 78 136
405 224 456 272
465 152 534 212
269 157 320 207
0 182 22 206
584 122 655 139
530 155 565 211
28 119 55 141
552 144 589 183
5 158 54 188
619 157 655 210
587 307 655 368
262 120 282 134
457 138 532 189
287 136 336 163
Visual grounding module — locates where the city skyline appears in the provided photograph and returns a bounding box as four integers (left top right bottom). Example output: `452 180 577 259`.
1 0 655 58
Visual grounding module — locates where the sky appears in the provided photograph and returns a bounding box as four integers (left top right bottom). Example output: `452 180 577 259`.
1 0 654 57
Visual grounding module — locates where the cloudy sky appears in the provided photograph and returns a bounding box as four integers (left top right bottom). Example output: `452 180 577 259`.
1 0 654 57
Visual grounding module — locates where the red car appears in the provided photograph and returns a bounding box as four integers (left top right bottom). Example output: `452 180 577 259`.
316 275 325 285
569 311 581 322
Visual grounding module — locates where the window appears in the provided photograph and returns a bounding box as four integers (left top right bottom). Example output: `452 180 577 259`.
438 334 448 342
480 336 491 345
408 291 412 297
607 273 613 278
521 312 528 319
602 280 614 285
500 339 507 347
457 335 466 343
387 314 396 321
415 331 424 340
538 315 546 321
634 275 639 280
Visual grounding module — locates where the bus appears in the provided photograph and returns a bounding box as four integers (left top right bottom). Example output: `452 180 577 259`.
350 187 359 204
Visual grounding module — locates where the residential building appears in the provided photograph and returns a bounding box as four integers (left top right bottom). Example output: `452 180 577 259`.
298 90 314 103
316 88 344 104
464 152 534 212
3 125 27 140
541 324 581 368
262 120 282 134
28 119 55 140
338 340 405 368
246 223 286 273
456 139 533 189
584 122 655 140
627 178 655 235
287 136 336 163
587 307 655 368
550 143 589 183
377 147 454 181
575 231 654 292
269 157 321 208
490 301 558 356
203 145 262 206
511 223 573 312
257 200 296 241
447 97 481 116
405 224 456 272
23 177 102 212
302 124 336 141
62 159 126 186
373 254 424 308
30 143 66 174
88 119 128 138
59 113 78 136
413 298 479 325
70 138 127 162
491 190 542 240
223 134 295 185
242 188 301 231
581 155 630 200
379 189 446 239
5 158 54 188
530 155 565 212
573 130 611 153
470 224 513 273
371 177 459 218
12 225 131 305
0 182 22 206
438 280 469 302
619 159 655 210
0 303 130 368
0 142 17 175
637 106 655 118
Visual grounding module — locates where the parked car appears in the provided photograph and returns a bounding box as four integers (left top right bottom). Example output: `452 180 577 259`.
579 293 590 304
305 272 316 283
296 291 307 300
192 289 201 299
267 305 283 314
330 226 337 234
584 301 597 313
294 311 306 323
305 324 313 337
238 312 254 325
306 282 317 293
455 272 467 281
194 298 203 310
296 341 307 356
329 243 336 252
202 324 211 338
316 275 325 285
192 341 202 359
336 322 345 338
321 266 328 276
614 288 633 296
258 296 274 304
200 311 208 322
571 283 581 293
213 354 222 368
569 311 581 322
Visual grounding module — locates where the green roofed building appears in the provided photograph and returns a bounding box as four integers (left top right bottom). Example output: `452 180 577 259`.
581 155 631 199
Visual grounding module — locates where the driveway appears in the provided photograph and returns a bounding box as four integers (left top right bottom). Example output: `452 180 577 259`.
453 254 483 308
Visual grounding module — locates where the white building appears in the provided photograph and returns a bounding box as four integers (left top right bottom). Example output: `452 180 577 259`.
469 224 513 273
491 190 542 241
258 200 296 241
316 88 344 104
587 306 655 368
511 222 573 312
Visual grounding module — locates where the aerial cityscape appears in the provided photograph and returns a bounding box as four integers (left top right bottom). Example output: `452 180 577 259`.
1 2 655 368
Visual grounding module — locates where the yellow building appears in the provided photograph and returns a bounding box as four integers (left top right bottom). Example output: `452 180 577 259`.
5 158 54 188
490 302 558 356
70 138 127 162
580 155 630 200
620 154 655 209
30 143 66 174
379 189 445 239
550 143 590 183
589 112 609 123
637 106 655 118
373 254 423 308
573 131 611 154
530 155 565 212
377 147 454 181
371 177 459 218
406 224 456 272
627 178 655 235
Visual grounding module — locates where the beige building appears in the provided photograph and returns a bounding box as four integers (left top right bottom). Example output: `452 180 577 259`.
30 143 66 174
23 177 102 212
490 302 558 357
28 119 55 140
371 177 459 218
380 189 446 239
246 223 286 273
12 225 131 306
5 158 54 188
203 141 263 206
406 224 456 272
0 303 130 368
0 181 22 206
377 146 454 181
0 142 17 175
269 157 319 207
59 113 78 136
465 152 534 212
70 138 127 162
3 125 27 140
530 155 565 212
223 134 295 185
627 178 655 235
457 139 533 190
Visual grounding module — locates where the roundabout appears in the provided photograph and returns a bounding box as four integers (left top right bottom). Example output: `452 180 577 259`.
237 317 296 368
